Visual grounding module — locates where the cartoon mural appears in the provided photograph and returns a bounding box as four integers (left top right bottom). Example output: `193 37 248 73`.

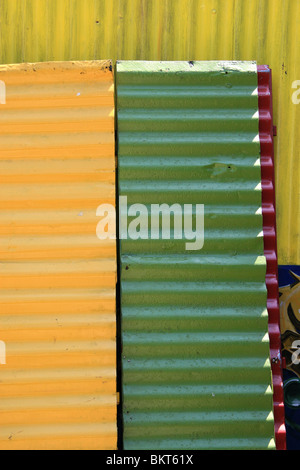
279 266 300 450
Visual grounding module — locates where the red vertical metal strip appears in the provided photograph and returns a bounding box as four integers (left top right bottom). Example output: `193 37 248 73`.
257 65 286 450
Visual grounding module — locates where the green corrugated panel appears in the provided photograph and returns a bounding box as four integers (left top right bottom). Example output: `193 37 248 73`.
117 61 275 450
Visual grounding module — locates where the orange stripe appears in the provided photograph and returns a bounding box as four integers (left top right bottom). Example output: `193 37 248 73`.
0 60 117 450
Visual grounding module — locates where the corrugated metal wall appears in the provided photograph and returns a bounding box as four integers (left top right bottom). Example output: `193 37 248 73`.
117 60 275 450
0 0 298 265
258 65 286 450
0 61 117 450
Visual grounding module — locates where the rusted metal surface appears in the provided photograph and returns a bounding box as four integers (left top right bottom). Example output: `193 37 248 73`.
0 61 117 450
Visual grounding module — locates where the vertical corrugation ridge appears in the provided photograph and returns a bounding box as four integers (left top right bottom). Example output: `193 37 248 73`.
258 65 286 450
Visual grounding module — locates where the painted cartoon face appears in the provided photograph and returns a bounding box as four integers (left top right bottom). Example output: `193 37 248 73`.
280 272 300 377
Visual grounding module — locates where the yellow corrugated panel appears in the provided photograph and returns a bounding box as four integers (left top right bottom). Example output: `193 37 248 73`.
0 0 298 264
0 60 117 450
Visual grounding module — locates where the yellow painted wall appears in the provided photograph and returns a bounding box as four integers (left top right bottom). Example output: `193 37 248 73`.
0 60 117 450
0 0 298 264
